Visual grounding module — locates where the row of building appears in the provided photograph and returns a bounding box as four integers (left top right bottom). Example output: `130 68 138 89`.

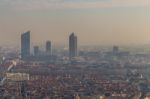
21 31 78 60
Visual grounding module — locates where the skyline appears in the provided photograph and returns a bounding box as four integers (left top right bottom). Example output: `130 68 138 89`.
0 0 150 46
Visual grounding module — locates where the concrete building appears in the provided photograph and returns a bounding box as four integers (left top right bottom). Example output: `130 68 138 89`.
34 46 39 56
69 33 77 59
113 46 119 54
46 41 51 55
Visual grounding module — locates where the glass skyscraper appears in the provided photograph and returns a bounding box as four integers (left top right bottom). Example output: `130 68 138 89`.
21 31 30 59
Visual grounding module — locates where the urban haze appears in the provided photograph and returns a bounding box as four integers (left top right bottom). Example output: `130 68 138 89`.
0 0 150 99
0 0 150 46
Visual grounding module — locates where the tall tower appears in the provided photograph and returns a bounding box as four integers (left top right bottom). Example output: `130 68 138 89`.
113 46 119 54
34 46 39 56
21 31 30 59
69 32 77 59
46 41 51 55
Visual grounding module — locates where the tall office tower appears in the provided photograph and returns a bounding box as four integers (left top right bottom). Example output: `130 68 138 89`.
113 46 119 54
69 32 77 59
34 46 39 56
46 41 51 55
21 31 30 59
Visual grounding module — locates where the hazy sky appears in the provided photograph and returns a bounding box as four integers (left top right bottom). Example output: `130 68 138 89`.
0 0 150 47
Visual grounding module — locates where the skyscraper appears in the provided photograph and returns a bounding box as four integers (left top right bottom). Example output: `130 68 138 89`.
46 41 51 55
21 31 30 59
34 46 39 56
113 46 119 54
69 32 77 59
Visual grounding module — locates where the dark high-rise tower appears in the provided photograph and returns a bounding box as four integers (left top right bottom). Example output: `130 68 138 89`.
113 46 119 54
69 32 77 59
46 41 51 55
21 31 30 59
34 46 39 56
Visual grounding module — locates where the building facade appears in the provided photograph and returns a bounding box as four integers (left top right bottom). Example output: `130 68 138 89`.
21 31 30 59
69 33 77 59
46 41 51 55
34 46 39 56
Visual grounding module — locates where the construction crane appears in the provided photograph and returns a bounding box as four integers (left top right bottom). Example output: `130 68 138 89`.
0 60 17 86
